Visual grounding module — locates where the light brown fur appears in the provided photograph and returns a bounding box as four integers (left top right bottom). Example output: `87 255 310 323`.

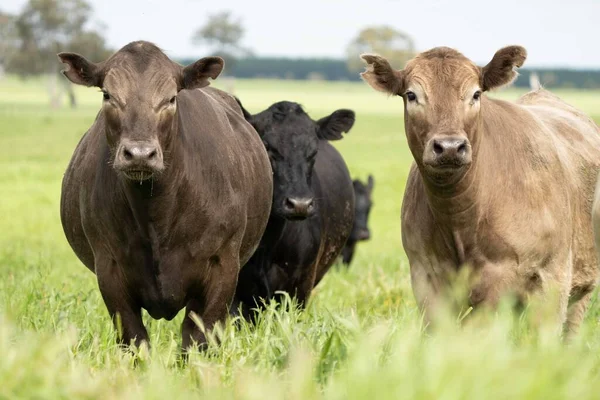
362 46 600 336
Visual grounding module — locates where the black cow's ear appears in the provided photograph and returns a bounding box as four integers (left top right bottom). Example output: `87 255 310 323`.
234 96 264 136
234 96 254 122
180 56 224 90
57 52 104 87
367 175 375 191
316 109 355 141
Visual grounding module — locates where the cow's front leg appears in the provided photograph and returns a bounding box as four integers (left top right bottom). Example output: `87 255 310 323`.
289 260 319 308
341 241 356 266
181 251 239 352
96 258 148 348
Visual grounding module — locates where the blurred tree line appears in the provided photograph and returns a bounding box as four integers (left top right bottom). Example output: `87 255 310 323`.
1 0 112 108
1 3 599 110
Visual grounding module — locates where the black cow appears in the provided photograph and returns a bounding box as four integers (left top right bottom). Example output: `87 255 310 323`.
341 175 374 266
58 41 272 350
233 100 355 317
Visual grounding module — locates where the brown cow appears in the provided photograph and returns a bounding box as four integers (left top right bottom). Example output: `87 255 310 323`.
58 41 272 350
361 46 600 336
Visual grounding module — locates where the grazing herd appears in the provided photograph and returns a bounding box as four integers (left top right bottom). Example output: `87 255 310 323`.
58 40 600 350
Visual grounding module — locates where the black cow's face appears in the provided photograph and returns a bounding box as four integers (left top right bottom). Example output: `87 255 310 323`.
237 99 355 220
350 175 374 242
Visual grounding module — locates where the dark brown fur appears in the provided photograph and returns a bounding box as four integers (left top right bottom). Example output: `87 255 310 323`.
58 41 272 350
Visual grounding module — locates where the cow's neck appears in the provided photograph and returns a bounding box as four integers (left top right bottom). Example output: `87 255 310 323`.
119 142 184 244
420 131 484 266
425 165 480 223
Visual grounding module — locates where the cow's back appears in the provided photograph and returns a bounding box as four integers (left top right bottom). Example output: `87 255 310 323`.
177 87 273 265
520 89 600 317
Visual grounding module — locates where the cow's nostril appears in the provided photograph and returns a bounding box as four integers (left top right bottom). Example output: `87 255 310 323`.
433 141 444 155
123 148 133 160
148 149 157 160
284 198 295 210
457 142 467 155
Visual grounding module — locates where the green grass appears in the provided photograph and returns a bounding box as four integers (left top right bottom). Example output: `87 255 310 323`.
2 75 600 399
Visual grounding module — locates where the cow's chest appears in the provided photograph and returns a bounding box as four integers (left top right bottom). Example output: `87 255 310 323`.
91 213 231 320
409 206 571 308
114 234 207 319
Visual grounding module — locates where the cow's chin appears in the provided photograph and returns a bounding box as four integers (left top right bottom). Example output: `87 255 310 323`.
422 162 470 185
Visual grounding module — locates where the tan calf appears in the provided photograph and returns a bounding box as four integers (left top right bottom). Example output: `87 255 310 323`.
362 46 600 335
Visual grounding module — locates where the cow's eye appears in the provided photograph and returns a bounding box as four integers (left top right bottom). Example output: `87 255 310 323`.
102 90 110 101
473 90 481 101
406 91 417 102
169 96 176 104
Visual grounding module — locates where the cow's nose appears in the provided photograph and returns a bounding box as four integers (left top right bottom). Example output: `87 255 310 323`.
425 136 472 168
283 197 315 218
357 229 371 241
432 137 468 158
115 141 164 173
122 144 158 163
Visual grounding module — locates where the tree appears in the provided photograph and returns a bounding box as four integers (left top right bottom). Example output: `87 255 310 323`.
346 26 415 74
0 11 18 77
4 0 111 107
191 11 249 71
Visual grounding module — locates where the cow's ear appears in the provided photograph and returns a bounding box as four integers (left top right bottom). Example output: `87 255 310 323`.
480 46 527 92
180 56 224 90
57 52 104 87
367 175 375 192
234 96 254 122
316 109 355 141
234 96 264 136
360 54 404 95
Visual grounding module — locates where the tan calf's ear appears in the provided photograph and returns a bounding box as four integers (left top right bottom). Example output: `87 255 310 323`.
360 54 404 95
480 46 527 91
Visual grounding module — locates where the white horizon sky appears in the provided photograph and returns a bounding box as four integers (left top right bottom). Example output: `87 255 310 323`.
4 0 600 69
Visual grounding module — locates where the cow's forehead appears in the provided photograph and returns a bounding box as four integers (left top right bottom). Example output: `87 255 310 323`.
103 63 177 99
405 53 481 93
266 127 317 144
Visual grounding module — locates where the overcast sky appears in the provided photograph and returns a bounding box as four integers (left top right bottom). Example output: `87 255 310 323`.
4 0 600 68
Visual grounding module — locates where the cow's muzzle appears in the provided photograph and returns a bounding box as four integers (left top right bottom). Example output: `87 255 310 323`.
281 197 315 220
423 135 472 170
114 139 164 180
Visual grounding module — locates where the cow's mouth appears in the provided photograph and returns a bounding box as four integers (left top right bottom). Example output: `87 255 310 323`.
422 161 470 184
423 159 470 172
122 169 154 181
287 214 309 221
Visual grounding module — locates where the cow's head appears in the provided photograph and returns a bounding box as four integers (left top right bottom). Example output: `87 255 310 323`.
361 46 526 184
237 99 355 220
350 175 374 242
58 41 223 181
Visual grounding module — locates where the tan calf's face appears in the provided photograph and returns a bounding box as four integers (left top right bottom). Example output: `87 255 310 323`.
361 46 527 183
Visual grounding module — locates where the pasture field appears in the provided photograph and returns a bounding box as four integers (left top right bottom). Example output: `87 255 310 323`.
2 76 600 399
